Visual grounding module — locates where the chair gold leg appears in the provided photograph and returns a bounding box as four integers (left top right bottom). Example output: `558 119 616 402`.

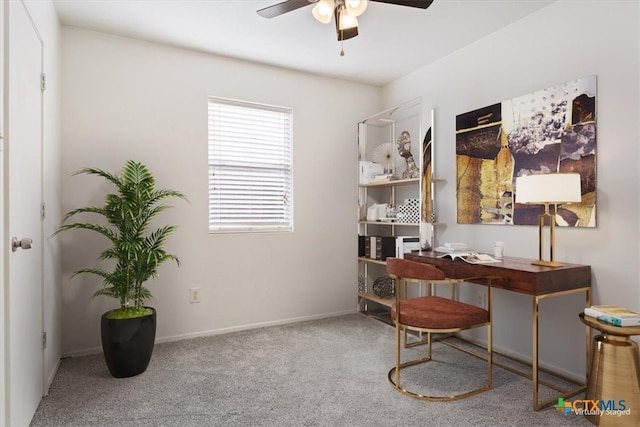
388 324 492 402
487 323 493 388
387 354 492 401
395 321 401 389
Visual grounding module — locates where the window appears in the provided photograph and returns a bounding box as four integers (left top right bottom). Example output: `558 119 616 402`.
208 97 293 233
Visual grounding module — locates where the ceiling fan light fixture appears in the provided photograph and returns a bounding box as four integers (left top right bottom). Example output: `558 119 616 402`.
312 0 335 24
257 0 435 55
345 0 368 17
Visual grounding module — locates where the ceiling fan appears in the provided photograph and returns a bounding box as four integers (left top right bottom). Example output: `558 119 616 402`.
257 1 434 45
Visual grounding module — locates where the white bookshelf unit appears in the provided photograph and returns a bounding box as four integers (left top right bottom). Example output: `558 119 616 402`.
357 100 445 319
358 99 420 319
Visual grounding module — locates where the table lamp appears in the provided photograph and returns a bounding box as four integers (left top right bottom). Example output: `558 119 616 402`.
515 173 582 267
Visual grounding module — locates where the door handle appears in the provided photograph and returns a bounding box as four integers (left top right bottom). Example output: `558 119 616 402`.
12 237 33 252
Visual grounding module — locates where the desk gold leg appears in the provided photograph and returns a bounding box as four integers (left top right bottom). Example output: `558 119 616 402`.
585 288 591 386
533 295 540 410
532 288 590 410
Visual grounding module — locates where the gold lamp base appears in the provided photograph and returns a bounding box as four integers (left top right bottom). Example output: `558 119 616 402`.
533 206 564 268
531 259 564 268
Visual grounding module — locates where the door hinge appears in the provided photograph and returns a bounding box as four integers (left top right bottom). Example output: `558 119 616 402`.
41 73 46 91
41 202 46 220
42 331 47 349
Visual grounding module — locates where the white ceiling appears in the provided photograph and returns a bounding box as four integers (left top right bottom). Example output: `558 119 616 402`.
51 0 555 87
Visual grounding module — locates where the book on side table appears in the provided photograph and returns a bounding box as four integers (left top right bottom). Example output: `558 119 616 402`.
583 305 640 327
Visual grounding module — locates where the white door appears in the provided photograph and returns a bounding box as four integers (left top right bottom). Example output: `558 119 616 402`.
5 1 44 425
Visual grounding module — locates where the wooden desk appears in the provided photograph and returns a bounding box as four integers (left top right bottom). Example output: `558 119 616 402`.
404 251 592 410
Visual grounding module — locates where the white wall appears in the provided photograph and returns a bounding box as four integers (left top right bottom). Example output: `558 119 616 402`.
60 27 380 355
382 0 640 379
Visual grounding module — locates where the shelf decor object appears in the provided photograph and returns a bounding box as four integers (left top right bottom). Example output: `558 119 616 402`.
372 276 394 298
396 130 420 179
371 142 397 175
396 198 420 224
515 173 582 267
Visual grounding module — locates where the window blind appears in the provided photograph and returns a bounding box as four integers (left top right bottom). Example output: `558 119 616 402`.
208 97 293 233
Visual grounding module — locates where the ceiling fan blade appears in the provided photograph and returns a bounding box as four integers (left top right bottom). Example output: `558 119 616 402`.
370 0 434 9
257 0 317 18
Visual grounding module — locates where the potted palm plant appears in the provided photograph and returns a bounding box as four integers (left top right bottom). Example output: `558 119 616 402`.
55 160 187 377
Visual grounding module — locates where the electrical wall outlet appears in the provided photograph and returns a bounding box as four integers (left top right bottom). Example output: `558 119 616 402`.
189 287 201 303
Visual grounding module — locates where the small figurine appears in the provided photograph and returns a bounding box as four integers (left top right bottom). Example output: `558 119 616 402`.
397 131 420 179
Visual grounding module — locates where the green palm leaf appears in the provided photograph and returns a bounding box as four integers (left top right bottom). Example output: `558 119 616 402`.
55 160 187 314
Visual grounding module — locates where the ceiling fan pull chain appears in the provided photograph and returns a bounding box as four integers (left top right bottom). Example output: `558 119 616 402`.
340 29 345 56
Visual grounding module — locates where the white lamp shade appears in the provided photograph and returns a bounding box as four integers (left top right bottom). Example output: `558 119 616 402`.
312 0 335 24
338 12 358 30
515 173 582 204
345 0 368 17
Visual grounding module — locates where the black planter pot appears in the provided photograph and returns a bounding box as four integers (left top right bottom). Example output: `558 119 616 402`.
101 307 156 378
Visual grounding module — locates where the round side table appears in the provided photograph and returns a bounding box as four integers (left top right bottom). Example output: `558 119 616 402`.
579 313 640 427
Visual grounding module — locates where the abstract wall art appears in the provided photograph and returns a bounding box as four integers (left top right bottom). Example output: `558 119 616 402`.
455 75 596 227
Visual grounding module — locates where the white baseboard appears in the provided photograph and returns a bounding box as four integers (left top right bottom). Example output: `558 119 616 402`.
156 309 356 345
63 309 357 358
456 333 586 384
44 357 62 396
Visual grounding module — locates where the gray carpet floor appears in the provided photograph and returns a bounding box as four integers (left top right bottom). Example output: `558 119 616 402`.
30 314 592 426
